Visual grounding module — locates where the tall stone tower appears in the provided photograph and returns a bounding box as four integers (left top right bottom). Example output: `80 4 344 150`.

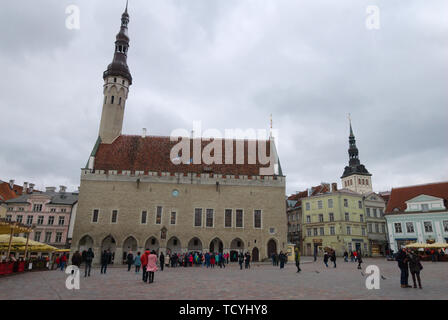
98 2 132 144
341 119 373 194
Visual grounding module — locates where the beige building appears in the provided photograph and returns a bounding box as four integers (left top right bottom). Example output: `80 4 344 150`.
71 6 287 264
364 192 387 256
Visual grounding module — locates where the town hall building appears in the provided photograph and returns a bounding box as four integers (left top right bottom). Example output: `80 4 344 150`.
70 5 287 264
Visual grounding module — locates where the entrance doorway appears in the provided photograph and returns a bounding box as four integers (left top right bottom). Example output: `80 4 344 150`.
252 247 259 262
267 239 277 258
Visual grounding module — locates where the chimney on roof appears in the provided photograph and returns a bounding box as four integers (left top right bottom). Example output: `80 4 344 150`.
59 185 67 193
45 186 56 193
23 182 28 193
142 128 147 138
9 180 14 189
29 183 35 193
331 183 338 192
307 188 312 197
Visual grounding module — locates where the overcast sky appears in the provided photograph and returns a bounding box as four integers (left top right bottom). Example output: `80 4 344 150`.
1 0 447 195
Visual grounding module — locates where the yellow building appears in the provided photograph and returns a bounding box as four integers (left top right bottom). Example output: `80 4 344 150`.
302 188 368 256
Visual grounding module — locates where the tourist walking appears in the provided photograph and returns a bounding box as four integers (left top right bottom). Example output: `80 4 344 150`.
159 252 165 271
146 250 158 284
84 248 94 277
60 253 67 271
279 251 286 269
343 250 348 262
244 252 251 269
101 249 110 274
350 250 354 262
294 248 301 273
271 253 276 266
126 251 134 272
408 250 423 289
134 252 141 273
141 250 150 283
238 252 244 270
353 250 358 262
356 250 363 270
210 253 216 268
323 252 329 267
165 253 170 268
330 250 336 268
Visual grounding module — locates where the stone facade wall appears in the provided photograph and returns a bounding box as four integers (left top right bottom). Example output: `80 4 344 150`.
71 170 287 264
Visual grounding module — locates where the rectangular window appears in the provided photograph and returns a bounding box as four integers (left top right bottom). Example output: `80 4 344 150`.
6 215 12 222
379 209 383 217
254 210 262 229
406 222 414 233
328 199 333 208
307 229 312 236
346 226 351 235
7 207 13 212
443 220 448 232
50 208 56 213
92 209 99 223
111 210 118 223
33 204 42 212
381 224 386 233
48 216 54 225
306 202 310 211
34 231 41 242
225 209 232 228
358 201 362 209
60 208 66 213
319 227 324 235
318 200 323 209
141 211 147 224
330 226 335 235
362 227 366 236
16 215 23 223
344 199 348 207
394 223 402 233
156 206 162 225
373 208 377 217
313 228 318 236
194 208 202 227
421 204 429 212
424 221 433 233
55 232 62 243
318 214 324 223
206 209 214 227
328 212 334 222
37 216 44 225
236 209 243 228
58 216 65 226
306 215 311 223
45 232 52 243
366 208 370 217
170 211 176 225
368 223 372 233
345 212 349 221
360 214 364 222
26 215 33 225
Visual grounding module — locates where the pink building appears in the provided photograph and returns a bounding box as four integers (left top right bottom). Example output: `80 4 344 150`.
5 186 78 249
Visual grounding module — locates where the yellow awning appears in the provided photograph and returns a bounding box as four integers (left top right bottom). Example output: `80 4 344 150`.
427 242 448 248
0 235 58 251
405 242 429 248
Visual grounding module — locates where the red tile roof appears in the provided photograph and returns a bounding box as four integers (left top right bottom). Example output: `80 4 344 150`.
385 181 448 214
0 182 23 202
93 135 276 176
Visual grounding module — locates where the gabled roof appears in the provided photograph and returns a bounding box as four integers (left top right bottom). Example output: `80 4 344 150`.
406 194 443 203
5 192 78 205
385 181 448 214
93 135 281 176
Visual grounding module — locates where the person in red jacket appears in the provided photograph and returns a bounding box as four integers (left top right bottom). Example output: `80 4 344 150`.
141 250 150 283
60 254 67 271
210 254 215 268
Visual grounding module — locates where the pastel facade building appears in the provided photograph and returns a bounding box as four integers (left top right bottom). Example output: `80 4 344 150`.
385 181 448 251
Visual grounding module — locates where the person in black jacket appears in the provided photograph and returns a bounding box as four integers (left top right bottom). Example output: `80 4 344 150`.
159 252 165 271
408 250 423 289
126 251 134 272
396 248 411 288
84 248 94 277
71 251 82 269
238 252 244 270
330 250 337 268
101 250 110 274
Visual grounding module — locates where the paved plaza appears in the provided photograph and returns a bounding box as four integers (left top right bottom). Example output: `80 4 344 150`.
1 258 447 300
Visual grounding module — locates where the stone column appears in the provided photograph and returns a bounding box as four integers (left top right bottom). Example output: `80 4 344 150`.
114 247 123 265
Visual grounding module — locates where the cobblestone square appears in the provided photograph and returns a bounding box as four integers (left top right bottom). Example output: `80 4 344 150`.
0 258 446 300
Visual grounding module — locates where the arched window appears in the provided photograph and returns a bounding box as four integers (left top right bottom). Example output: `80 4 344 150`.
111 96 114 104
